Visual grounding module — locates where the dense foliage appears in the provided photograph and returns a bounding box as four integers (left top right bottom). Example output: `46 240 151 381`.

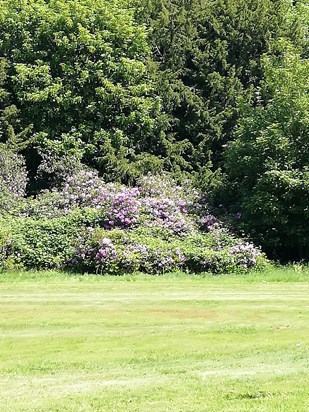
0 173 266 273
0 0 169 185
0 0 308 262
139 0 308 178
224 47 309 260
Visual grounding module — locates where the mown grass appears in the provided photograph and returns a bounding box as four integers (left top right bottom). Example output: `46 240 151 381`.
1 267 309 411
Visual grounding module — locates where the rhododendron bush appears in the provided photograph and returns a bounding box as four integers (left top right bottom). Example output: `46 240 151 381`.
0 172 266 273
0 147 28 212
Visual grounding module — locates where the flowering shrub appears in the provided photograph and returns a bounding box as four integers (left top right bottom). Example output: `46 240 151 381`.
70 228 187 274
70 226 266 275
73 236 119 275
229 243 263 269
103 189 140 229
140 196 194 236
120 243 187 274
62 172 197 235
199 214 220 232
12 171 196 236
1 171 267 274
0 148 28 213
13 171 142 227
61 170 109 208
0 149 28 198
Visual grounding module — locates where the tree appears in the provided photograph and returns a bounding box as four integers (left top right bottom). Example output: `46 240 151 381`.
0 0 173 187
224 45 309 260
140 0 307 180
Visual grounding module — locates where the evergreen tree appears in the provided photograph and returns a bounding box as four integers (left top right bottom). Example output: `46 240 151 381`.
140 0 306 179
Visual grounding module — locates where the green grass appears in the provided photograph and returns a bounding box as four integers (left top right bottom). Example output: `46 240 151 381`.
1 267 309 411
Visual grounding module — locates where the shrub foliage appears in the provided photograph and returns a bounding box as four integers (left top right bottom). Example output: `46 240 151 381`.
0 174 266 273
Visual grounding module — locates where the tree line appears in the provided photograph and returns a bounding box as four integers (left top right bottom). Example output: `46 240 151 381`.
0 0 308 260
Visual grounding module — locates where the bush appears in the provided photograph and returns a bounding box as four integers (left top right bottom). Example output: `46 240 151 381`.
3 208 102 269
0 146 28 211
11 171 197 235
0 223 12 269
1 173 267 274
70 226 266 275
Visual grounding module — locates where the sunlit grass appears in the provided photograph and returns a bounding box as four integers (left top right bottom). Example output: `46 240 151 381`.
1 267 309 411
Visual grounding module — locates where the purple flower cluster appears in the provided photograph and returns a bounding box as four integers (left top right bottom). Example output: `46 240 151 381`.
103 189 140 229
72 233 188 274
60 172 141 229
141 197 192 235
72 235 119 274
13 171 202 235
0 150 28 198
200 214 220 232
62 171 108 208
95 238 118 263
229 242 262 268
58 171 198 235
118 242 187 274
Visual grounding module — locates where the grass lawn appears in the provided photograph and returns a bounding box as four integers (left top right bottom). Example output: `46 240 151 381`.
1 268 309 411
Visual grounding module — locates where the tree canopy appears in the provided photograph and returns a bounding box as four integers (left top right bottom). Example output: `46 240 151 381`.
0 0 170 185
0 0 308 260
140 0 306 175
225 45 309 259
